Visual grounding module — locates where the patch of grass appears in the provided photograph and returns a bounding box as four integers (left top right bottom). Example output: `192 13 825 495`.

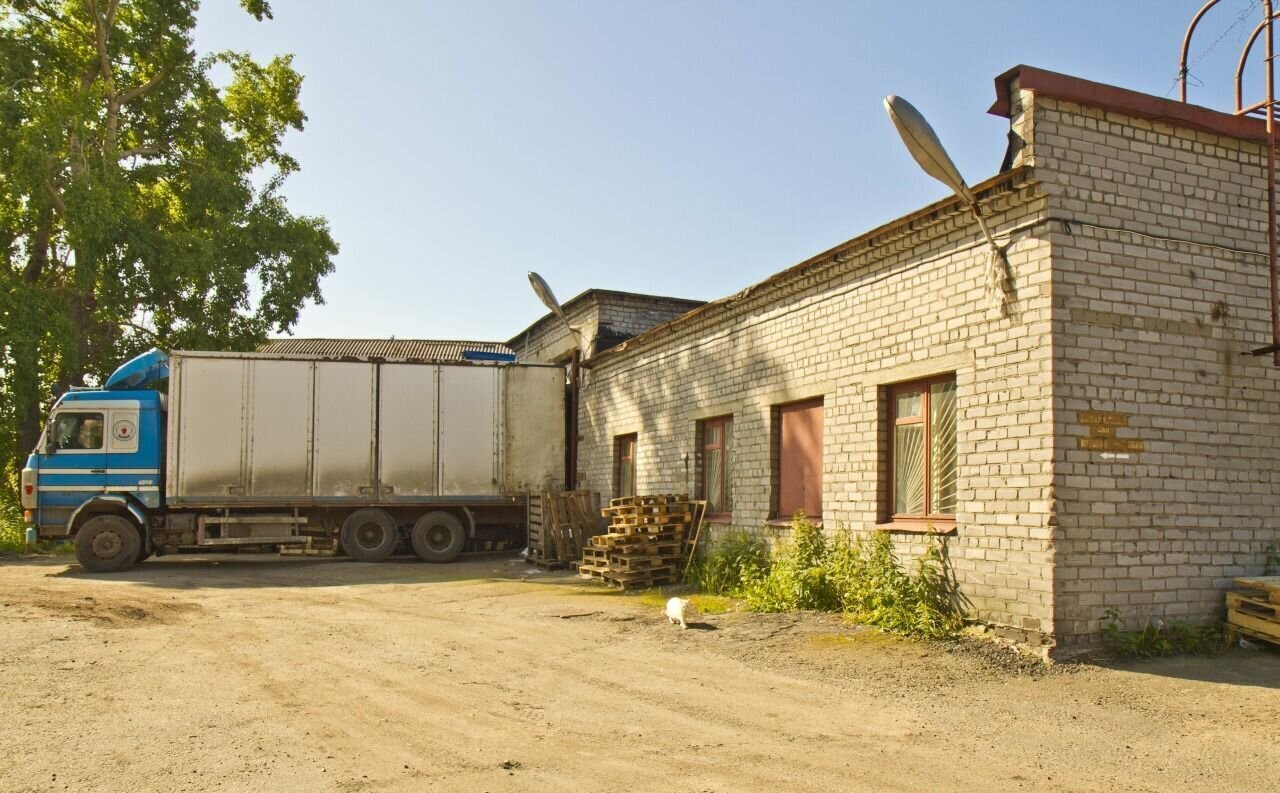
808 631 902 649
632 589 734 614
1101 607 1224 659
687 594 734 615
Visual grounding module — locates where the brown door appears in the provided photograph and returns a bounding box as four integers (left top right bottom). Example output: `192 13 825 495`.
778 400 823 518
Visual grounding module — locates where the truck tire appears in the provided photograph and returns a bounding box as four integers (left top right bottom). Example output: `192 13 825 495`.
410 511 466 563
75 514 141 573
340 508 399 563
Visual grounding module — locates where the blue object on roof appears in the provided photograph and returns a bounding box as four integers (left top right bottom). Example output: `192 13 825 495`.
461 350 517 363
105 348 170 390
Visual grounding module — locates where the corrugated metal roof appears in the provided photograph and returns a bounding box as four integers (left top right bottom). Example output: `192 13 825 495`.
259 338 513 362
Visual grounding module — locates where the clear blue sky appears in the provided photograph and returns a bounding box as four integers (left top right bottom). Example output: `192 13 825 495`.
194 0 1261 342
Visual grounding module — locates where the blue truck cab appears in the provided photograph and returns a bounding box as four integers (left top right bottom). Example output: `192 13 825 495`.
20 349 169 571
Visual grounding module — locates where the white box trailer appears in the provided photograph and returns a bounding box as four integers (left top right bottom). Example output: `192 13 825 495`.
167 352 564 503
153 351 566 563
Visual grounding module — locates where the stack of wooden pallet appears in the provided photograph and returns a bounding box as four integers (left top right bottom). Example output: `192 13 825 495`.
527 490 602 569
578 494 691 590
1226 575 1280 647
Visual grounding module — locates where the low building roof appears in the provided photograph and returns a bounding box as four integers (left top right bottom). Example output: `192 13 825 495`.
259 338 512 362
507 288 705 347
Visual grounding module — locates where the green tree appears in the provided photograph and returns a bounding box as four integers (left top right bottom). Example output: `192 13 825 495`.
0 0 337 491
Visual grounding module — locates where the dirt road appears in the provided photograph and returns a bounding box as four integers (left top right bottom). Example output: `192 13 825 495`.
0 554 1276 792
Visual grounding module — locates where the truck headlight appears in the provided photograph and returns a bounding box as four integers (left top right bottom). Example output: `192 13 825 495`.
20 467 36 510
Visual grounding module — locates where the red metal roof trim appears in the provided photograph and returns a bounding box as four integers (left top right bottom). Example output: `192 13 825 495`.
988 64 1267 141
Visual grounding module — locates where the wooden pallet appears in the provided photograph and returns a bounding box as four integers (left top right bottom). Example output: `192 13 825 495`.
603 571 677 591
526 554 567 571
580 494 697 588
1226 588 1280 646
615 524 684 537
1234 576 1280 602
529 490 603 565
609 513 691 527
612 542 681 557
607 554 677 572
608 493 688 508
581 547 609 563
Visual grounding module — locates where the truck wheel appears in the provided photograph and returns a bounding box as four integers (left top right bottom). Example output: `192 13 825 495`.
75 515 141 573
410 511 466 563
340 508 399 563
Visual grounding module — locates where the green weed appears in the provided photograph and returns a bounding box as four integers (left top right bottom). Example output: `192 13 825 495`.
1101 607 1223 659
693 513 964 641
0 504 71 556
740 513 840 611
0 517 25 554
684 530 770 595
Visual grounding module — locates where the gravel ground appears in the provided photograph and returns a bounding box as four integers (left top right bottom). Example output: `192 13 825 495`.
0 553 1277 792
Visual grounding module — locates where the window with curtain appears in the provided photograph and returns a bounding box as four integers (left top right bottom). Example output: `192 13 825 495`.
614 434 637 498
890 376 957 520
698 416 733 515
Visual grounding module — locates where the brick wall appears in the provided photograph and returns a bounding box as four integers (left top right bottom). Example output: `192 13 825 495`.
1027 93 1280 646
579 173 1059 645
509 300 600 364
573 71 1280 651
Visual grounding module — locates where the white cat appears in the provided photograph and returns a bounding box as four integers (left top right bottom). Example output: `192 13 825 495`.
665 596 697 630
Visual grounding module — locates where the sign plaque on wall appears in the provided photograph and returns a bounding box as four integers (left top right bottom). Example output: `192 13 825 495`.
1077 411 1143 453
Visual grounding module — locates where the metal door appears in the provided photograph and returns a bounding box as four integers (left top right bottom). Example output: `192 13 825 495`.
438 366 499 496
247 359 313 497
378 363 438 497
174 357 248 498
313 361 376 498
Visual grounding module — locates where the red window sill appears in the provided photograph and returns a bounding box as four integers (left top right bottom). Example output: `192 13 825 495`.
876 519 956 535
703 513 734 524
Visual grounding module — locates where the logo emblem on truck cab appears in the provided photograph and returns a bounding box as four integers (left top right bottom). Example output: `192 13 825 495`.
113 419 136 442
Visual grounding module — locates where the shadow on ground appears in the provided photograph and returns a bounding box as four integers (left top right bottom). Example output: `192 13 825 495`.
1088 647 1280 690
4 553 613 592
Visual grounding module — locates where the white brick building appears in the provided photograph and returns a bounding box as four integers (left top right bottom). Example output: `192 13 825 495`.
507 66 1280 652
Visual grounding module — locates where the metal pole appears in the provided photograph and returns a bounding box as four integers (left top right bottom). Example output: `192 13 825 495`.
568 348 580 490
1267 4 1280 364
1180 0 1226 102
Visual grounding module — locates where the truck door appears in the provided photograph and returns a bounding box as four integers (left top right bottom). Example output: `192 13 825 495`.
104 406 159 508
37 410 108 531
